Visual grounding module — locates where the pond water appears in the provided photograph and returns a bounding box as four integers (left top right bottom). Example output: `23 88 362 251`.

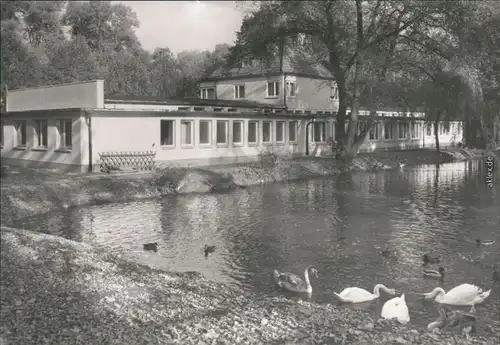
10 159 500 329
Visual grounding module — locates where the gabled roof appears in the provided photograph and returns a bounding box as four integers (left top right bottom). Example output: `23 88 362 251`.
202 50 334 82
105 95 285 109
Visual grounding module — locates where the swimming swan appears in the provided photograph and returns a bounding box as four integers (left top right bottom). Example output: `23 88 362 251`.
273 266 318 293
427 304 477 331
381 293 410 324
423 283 491 306
334 284 396 303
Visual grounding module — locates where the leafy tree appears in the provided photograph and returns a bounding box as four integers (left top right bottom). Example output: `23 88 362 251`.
149 47 180 98
175 47 230 98
391 1 500 149
63 1 141 54
229 0 445 161
23 1 66 46
0 0 31 21
1 0 230 103
42 35 99 85
1 20 43 89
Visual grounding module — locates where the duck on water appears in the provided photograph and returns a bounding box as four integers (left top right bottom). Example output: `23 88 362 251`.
143 242 158 252
423 266 445 280
476 239 495 246
423 254 440 265
204 245 216 257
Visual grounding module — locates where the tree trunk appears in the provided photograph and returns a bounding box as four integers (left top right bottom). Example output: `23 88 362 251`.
434 116 440 153
334 75 348 160
342 52 365 162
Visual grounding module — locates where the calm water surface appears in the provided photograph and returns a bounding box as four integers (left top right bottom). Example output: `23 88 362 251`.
10 159 500 328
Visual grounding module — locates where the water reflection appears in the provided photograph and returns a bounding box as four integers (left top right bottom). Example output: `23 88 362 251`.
7 159 500 329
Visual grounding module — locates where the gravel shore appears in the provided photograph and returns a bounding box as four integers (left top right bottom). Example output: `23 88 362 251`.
2 227 499 345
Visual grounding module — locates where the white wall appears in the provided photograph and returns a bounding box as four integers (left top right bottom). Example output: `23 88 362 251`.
7 80 104 112
90 111 332 167
200 75 339 112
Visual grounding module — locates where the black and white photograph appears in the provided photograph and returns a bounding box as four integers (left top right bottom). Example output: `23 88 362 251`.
1 1 499 344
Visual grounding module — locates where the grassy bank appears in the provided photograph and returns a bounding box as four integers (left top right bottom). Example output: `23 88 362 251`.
1 227 498 345
2 148 488 224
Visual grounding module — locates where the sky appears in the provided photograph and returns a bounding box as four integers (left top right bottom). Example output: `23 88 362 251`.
116 1 248 53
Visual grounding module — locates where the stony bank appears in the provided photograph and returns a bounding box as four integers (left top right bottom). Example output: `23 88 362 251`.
1 148 499 345
1 227 499 345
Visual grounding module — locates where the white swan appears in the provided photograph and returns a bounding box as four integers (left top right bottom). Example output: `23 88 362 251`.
381 293 410 324
334 284 396 303
273 266 318 293
423 283 491 306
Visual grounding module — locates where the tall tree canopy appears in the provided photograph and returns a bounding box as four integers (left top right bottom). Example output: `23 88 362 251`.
230 0 500 156
1 1 231 99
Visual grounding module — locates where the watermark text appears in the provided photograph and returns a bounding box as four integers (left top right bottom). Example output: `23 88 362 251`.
486 156 494 188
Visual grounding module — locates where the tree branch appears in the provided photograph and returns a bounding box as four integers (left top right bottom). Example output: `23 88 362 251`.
400 34 452 61
344 7 428 74
365 0 382 39
355 0 364 47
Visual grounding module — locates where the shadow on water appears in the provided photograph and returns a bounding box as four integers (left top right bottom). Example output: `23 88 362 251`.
7 158 500 329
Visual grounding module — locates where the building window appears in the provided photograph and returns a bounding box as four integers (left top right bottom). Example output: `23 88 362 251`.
248 120 258 144
181 120 193 147
0 120 4 147
289 121 297 143
357 122 368 135
384 122 393 139
160 119 175 147
398 122 409 139
331 85 339 99
232 120 243 145
313 122 326 142
200 88 215 99
216 120 228 145
440 122 450 134
369 123 379 140
13 120 27 147
275 121 285 143
56 119 72 149
262 121 272 143
234 85 245 99
33 119 48 148
241 58 251 68
411 122 419 138
266 81 280 97
286 82 296 97
199 120 212 145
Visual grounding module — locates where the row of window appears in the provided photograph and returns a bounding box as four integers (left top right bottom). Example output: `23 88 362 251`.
0 119 73 150
157 119 455 149
363 121 457 140
159 119 299 148
200 82 339 100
